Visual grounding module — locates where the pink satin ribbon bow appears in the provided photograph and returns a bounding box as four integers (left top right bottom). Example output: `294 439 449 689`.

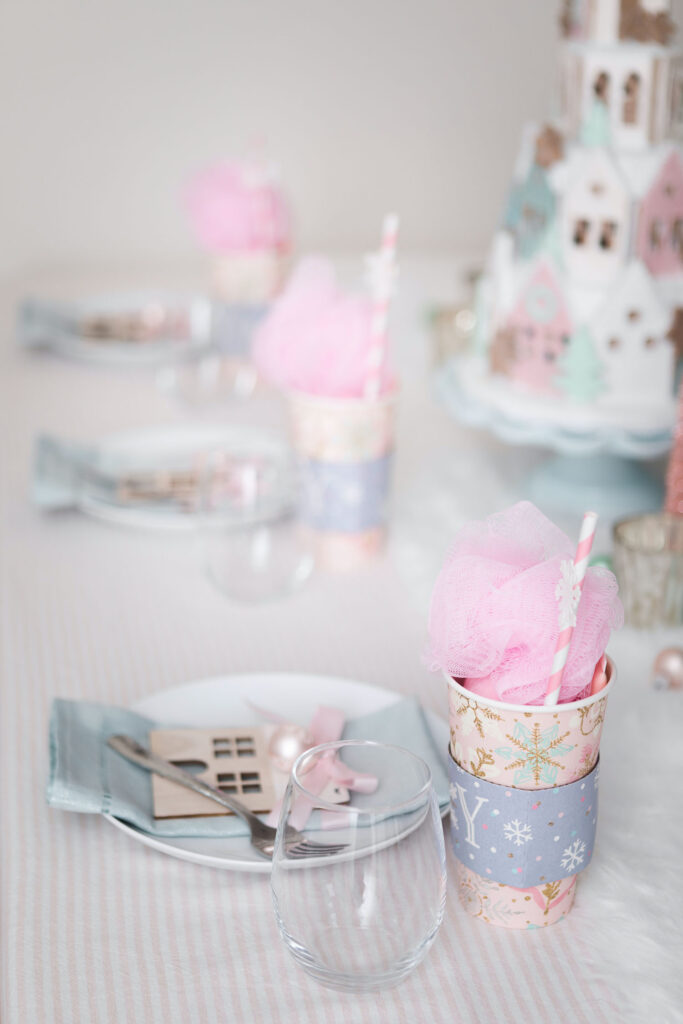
259 705 378 830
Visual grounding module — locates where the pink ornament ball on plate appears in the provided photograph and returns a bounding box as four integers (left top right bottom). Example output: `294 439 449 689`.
268 723 313 773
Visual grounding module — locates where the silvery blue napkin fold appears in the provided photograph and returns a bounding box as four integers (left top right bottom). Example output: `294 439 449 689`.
47 696 449 838
32 435 107 511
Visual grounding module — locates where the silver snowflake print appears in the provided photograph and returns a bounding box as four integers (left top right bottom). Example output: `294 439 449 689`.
503 819 533 847
561 838 586 872
339 481 363 507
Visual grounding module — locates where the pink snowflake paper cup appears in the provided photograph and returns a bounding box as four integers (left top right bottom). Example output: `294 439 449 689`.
288 390 396 463
303 526 386 573
211 251 289 305
288 391 397 570
446 660 615 929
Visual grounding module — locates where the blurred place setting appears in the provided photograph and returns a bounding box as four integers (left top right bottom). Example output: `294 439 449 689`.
1 1 683 1022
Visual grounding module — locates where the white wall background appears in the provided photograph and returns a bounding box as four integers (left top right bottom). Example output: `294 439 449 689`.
1 0 682 280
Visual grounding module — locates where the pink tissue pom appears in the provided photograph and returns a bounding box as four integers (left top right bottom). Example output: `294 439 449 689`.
427 502 623 705
185 161 290 254
251 258 394 399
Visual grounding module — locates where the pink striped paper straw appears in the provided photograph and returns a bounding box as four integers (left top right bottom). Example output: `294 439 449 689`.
364 213 399 401
544 510 599 706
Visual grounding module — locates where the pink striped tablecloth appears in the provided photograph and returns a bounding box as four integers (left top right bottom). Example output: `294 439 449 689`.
0 265 677 1024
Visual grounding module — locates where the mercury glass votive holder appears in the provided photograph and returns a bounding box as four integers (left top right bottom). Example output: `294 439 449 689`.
613 513 683 628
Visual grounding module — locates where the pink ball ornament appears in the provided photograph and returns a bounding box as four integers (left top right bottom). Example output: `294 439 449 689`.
267 723 313 773
651 648 683 690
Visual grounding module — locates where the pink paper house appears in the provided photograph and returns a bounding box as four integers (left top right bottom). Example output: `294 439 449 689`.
637 150 683 275
506 263 573 394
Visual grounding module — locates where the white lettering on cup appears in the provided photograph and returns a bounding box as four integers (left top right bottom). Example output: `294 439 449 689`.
455 785 489 849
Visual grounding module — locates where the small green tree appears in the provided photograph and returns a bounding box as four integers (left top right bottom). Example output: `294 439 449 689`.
556 326 605 402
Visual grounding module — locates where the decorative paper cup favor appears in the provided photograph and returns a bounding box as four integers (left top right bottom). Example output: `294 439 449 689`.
185 160 291 306
287 388 397 569
427 502 623 928
252 218 399 570
447 664 613 928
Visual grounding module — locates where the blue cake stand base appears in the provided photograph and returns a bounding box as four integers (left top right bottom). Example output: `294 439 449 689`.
528 453 664 518
435 356 671 521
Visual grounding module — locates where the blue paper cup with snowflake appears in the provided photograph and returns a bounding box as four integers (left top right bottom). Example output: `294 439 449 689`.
446 661 614 929
288 391 396 571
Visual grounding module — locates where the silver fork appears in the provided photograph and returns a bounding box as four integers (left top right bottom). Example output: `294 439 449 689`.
107 734 348 860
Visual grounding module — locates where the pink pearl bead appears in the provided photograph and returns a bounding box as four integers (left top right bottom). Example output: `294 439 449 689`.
268 724 313 773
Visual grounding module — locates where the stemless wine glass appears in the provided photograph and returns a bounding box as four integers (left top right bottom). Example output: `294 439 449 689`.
200 446 315 603
271 741 447 992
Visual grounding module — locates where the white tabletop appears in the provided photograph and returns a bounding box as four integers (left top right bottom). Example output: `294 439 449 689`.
1 260 680 1024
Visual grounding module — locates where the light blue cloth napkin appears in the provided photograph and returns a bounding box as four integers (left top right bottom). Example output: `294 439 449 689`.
32 435 104 511
47 696 449 838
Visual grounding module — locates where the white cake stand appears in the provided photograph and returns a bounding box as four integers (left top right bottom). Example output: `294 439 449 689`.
435 354 674 518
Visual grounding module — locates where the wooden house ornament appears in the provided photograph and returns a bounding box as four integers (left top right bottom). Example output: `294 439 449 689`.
561 150 631 285
149 726 349 819
590 260 674 402
636 149 683 274
504 262 573 394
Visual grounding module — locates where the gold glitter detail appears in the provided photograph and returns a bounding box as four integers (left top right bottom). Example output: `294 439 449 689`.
469 747 495 779
577 701 606 737
456 695 502 739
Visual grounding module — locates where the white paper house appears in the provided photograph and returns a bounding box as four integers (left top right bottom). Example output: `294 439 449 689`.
590 260 674 403
577 43 671 151
561 150 632 286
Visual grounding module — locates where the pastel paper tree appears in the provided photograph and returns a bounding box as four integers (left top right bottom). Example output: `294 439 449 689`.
580 99 611 147
556 326 605 402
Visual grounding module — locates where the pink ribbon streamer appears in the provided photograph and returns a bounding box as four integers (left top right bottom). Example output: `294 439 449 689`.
259 705 378 830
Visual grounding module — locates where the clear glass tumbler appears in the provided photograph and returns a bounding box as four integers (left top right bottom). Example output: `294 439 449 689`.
200 448 314 603
270 741 447 992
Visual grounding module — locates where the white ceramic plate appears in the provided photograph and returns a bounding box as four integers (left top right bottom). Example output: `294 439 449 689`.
105 672 449 872
21 292 213 368
79 424 290 531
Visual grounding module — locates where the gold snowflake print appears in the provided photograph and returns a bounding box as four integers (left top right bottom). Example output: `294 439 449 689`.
495 721 574 786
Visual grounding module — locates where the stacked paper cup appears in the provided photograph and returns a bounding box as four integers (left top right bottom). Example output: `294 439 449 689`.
447 664 613 928
428 503 623 928
288 389 396 570
252 215 400 569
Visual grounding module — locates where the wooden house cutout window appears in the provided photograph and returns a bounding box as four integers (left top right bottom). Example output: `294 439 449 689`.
650 219 664 249
673 219 683 256
622 72 641 124
574 218 590 245
599 221 618 250
594 71 610 104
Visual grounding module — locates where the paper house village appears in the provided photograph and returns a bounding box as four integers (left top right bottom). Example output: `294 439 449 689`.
476 0 683 410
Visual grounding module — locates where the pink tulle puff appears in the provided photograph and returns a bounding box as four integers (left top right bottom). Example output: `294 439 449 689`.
427 502 623 705
251 258 395 399
184 161 290 254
